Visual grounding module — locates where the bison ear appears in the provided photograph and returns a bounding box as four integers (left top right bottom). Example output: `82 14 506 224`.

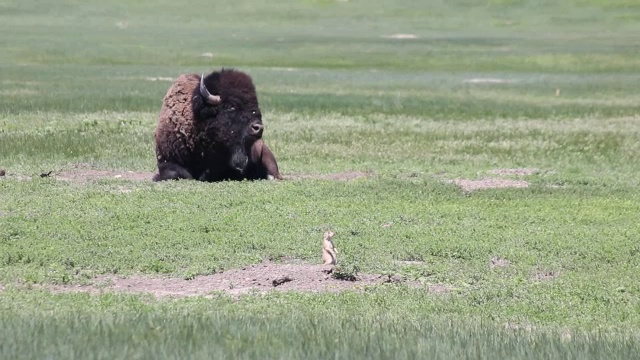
192 94 218 120
192 94 204 109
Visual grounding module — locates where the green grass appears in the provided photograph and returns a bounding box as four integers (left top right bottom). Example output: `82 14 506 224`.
3 300 639 360
3 303 637 360
1 0 640 358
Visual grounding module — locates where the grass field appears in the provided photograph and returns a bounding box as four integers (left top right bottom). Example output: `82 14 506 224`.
1 0 640 358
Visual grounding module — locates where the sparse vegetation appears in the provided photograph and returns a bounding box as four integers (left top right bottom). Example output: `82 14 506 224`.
1 0 640 358
331 262 360 282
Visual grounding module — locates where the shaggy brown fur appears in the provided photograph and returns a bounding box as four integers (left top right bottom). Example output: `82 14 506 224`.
153 69 282 182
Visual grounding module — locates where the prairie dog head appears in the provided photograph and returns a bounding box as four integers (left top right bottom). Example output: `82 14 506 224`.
323 230 335 245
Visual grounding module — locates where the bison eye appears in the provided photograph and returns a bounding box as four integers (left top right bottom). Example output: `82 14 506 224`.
226 106 236 112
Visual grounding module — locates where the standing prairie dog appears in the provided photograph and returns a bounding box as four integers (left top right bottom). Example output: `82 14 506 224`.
322 231 338 265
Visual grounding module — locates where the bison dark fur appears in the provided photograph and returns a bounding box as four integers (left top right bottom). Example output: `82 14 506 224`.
153 69 282 182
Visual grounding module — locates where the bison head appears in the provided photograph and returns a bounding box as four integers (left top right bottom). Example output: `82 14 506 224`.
197 70 265 175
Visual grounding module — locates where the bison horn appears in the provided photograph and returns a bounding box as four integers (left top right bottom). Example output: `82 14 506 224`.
200 74 221 105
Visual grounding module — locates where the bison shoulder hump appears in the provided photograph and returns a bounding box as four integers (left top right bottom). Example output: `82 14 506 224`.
156 74 201 150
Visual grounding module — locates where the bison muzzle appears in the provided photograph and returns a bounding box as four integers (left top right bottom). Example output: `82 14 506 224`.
153 69 283 182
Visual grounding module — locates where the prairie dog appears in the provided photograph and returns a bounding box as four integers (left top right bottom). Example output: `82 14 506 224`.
322 231 338 265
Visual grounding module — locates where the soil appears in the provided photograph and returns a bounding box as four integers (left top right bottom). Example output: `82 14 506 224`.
145 77 174 82
5 166 537 190
43 262 443 298
489 257 511 269
488 168 539 176
532 270 559 281
48 163 152 182
55 169 154 183
54 170 371 183
449 178 529 192
427 284 452 294
383 34 418 39
16 163 372 183
463 78 514 84
445 167 548 192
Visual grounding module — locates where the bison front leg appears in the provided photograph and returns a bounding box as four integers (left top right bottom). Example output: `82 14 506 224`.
153 162 194 182
260 143 283 180
250 140 283 180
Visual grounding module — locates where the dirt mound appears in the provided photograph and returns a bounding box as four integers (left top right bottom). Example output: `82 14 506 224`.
532 270 559 281
444 167 548 192
489 257 511 269
463 78 514 84
382 34 418 39
44 263 440 298
55 169 154 182
18 163 371 183
488 168 539 176
55 170 370 183
449 178 529 192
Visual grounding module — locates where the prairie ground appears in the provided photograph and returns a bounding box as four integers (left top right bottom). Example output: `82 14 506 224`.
1 0 640 358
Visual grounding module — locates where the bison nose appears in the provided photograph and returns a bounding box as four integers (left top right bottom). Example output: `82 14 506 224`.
251 123 264 137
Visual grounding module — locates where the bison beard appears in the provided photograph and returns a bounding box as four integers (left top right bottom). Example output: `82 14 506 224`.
152 69 283 182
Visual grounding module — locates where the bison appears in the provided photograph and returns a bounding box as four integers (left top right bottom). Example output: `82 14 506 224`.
153 69 282 182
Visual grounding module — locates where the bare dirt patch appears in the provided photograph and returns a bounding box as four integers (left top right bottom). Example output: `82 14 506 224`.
4 164 373 183
145 76 174 82
43 262 441 298
56 170 372 183
288 171 372 181
489 257 511 269
488 168 539 176
427 284 452 294
268 67 299 72
382 34 418 39
463 78 514 84
532 270 559 282
449 178 529 192
56 169 154 182
57 170 370 183
53 164 154 183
